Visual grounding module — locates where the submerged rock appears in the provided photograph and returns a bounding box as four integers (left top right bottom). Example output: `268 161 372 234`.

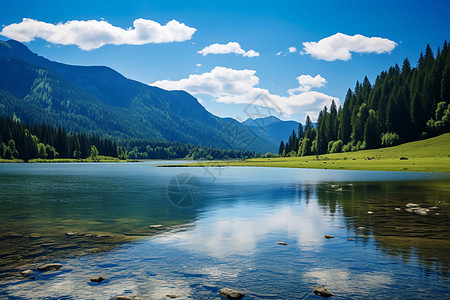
86 234 111 238
429 206 440 210
313 285 334 297
20 270 34 277
149 224 163 228
347 238 355 241
37 263 62 272
114 296 143 300
367 211 374 214
406 203 420 208
324 235 334 239
394 207 401 211
219 288 245 300
66 231 78 236
165 295 180 298
0 232 23 238
413 208 430 216
277 242 288 245
90 276 105 283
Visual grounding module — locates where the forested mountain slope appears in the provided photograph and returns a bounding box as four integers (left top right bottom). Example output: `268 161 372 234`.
0 40 273 153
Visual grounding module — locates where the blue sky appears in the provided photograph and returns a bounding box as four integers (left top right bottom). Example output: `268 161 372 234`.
1 0 449 123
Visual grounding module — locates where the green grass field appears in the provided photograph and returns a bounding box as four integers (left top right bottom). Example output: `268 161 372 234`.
181 133 450 172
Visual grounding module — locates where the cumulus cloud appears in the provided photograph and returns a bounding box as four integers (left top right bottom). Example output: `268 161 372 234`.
302 32 397 61
152 66 338 119
197 42 260 57
196 63 202 67
0 18 196 50
288 46 297 53
288 74 327 94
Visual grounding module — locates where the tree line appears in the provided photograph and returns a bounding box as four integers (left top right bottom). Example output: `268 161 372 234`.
124 139 255 160
0 115 119 161
0 115 255 161
279 41 450 156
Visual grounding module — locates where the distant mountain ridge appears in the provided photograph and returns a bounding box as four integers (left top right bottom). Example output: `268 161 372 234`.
0 40 275 153
242 116 300 148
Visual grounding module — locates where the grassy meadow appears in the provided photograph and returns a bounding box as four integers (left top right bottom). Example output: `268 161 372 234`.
180 133 450 172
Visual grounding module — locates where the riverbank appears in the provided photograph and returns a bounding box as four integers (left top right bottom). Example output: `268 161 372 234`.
168 133 450 172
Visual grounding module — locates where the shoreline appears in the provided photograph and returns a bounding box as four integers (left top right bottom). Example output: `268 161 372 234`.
160 157 450 173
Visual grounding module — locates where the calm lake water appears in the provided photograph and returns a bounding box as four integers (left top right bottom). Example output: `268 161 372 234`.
1 162 450 299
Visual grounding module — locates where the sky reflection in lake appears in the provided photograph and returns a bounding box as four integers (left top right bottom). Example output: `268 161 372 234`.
1 163 449 299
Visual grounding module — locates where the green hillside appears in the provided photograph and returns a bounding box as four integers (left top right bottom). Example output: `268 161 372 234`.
184 133 450 172
0 40 272 153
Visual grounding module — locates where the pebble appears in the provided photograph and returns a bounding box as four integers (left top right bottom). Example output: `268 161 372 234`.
20 270 34 277
90 276 105 283
313 285 334 297
37 263 62 272
149 225 163 228
219 287 245 300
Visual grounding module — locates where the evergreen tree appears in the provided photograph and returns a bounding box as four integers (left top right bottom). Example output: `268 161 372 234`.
278 141 285 156
363 109 379 149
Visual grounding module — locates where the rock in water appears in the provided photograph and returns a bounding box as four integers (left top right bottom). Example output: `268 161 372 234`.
413 208 430 216
149 224 163 228
20 270 34 277
324 235 334 239
406 203 420 208
37 263 62 272
219 288 245 300
313 285 334 297
277 242 288 245
66 231 78 236
114 296 143 300
165 295 180 298
90 276 105 283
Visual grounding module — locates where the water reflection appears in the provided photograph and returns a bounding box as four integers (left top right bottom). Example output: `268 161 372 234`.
313 181 450 276
1 164 450 299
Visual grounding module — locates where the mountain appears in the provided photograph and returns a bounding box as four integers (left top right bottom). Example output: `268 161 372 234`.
242 116 299 149
0 40 273 153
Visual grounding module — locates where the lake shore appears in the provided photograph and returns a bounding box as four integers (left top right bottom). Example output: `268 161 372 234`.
164 134 450 172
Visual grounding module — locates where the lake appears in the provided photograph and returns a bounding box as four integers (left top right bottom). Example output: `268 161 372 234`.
1 162 450 299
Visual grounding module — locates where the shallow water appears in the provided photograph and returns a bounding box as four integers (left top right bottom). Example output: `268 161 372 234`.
0 162 449 299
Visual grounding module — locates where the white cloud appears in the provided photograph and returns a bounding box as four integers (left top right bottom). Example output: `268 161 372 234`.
196 63 202 67
197 42 259 57
275 51 282 56
288 74 327 94
152 66 338 119
288 46 297 53
0 18 196 50
302 32 397 61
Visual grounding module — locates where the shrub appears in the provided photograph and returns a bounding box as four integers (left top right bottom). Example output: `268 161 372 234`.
330 140 343 153
381 132 401 147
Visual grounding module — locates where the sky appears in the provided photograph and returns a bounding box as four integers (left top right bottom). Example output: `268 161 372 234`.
1 0 449 123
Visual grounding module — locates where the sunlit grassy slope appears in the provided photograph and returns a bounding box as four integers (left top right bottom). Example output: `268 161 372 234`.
182 133 450 172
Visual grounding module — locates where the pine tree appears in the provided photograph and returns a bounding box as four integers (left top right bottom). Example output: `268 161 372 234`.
278 141 285 155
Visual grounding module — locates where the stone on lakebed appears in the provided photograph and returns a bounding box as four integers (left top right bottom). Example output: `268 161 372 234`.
37 263 62 272
219 287 245 300
313 285 334 297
